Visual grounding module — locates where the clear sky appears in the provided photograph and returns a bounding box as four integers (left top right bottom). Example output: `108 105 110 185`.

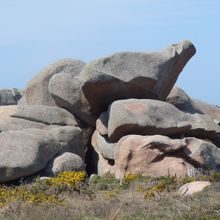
0 0 219 105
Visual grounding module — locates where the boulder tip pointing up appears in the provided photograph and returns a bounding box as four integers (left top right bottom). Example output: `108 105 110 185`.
80 40 196 114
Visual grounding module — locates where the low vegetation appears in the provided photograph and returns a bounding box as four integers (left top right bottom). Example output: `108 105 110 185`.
0 171 220 220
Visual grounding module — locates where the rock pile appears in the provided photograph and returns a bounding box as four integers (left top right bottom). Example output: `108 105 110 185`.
0 40 220 183
0 89 23 106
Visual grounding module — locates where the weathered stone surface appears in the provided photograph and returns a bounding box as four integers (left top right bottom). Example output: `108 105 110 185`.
183 137 220 170
167 87 220 124
0 116 47 132
0 129 61 182
114 135 191 179
0 124 84 182
0 89 23 106
96 112 108 135
107 99 220 142
179 181 211 196
49 126 84 158
12 105 78 126
80 40 195 114
0 105 17 120
92 130 116 159
44 152 85 176
48 72 96 126
19 59 85 106
97 153 115 176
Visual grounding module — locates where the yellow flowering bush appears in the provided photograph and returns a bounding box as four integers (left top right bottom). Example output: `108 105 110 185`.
45 171 86 189
144 179 170 199
124 173 138 182
0 171 86 208
0 185 61 208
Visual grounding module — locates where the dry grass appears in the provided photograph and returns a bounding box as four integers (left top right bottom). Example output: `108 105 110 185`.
0 172 220 220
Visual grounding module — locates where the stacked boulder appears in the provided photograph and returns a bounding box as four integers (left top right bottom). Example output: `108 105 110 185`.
0 60 85 182
0 40 220 183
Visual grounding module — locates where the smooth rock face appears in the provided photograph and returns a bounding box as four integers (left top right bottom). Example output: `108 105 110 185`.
96 112 108 135
45 152 85 176
114 135 191 179
179 181 211 196
92 130 116 159
0 89 23 105
80 40 196 114
19 59 85 106
49 72 96 126
0 125 84 182
49 126 84 158
184 137 220 170
97 153 115 176
107 99 220 142
12 105 78 126
167 87 220 123
0 129 61 182
0 105 46 132
0 116 47 132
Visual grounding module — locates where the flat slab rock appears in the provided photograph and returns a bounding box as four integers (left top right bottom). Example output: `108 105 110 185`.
106 99 220 142
12 105 78 126
0 113 47 132
179 181 211 196
80 40 195 114
0 105 17 120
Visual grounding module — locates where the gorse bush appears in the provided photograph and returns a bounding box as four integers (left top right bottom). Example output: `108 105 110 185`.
122 172 220 199
0 171 219 210
0 171 86 208
0 185 61 208
45 171 86 191
1 171 220 219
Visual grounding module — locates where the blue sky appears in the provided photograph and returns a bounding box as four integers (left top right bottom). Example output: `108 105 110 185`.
0 0 219 105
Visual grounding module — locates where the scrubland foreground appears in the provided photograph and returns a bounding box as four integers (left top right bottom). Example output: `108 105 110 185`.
0 171 220 220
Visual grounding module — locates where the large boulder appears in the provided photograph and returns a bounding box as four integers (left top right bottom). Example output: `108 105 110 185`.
167 86 220 124
106 99 220 142
0 89 23 106
0 125 84 182
19 59 85 106
114 135 191 179
0 129 61 182
48 72 96 126
12 105 78 126
80 40 196 114
92 131 220 178
183 137 220 170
